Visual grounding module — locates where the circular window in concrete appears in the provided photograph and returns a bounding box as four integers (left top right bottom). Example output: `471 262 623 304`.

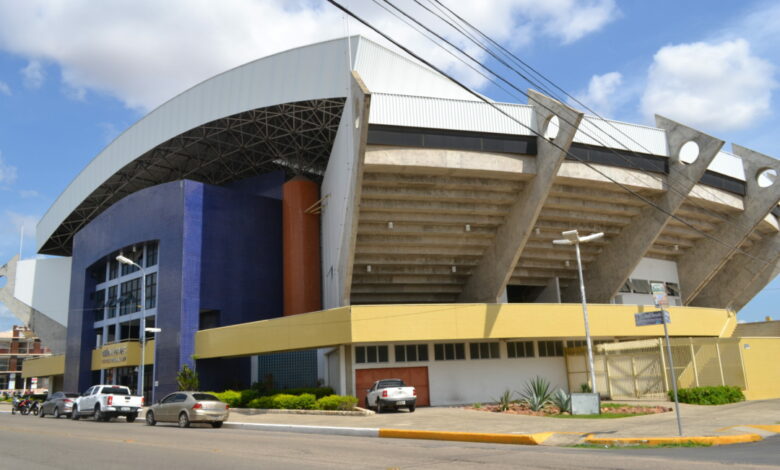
757 168 777 188
544 115 560 140
679 141 699 164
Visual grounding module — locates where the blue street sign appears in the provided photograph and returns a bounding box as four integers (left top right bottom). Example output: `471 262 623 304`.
634 310 670 326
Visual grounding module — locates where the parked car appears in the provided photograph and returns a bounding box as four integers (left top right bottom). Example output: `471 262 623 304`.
145 391 229 428
365 379 417 413
39 392 79 418
72 385 144 422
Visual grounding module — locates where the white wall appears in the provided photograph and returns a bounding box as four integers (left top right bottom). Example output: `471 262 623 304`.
352 341 569 406
13 257 71 326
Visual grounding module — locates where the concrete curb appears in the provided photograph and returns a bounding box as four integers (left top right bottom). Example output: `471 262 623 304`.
584 433 764 446
224 422 379 438
379 429 553 445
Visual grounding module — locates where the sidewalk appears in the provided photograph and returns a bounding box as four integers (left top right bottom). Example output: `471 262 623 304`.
220 398 780 446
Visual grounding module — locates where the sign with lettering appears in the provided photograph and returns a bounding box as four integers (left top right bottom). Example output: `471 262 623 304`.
634 310 670 327
651 281 668 307
101 344 128 365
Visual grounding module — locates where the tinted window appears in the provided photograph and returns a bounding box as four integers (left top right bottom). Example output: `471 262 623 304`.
173 393 188 403
378 380 405 388
192 393 220 401
161 394 177 404
101 387 129 395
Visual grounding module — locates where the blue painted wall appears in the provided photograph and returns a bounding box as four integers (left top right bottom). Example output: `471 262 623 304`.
65 176 283 397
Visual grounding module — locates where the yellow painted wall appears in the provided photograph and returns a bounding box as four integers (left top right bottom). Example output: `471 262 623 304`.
22 354 64 378
195 303 735 359
740 338 780 400
194 307 352 359
90 340 155 371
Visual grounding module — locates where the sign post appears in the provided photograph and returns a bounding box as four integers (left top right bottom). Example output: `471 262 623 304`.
635 282 683 436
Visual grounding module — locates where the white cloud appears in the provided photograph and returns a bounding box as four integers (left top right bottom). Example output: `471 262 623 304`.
0 152 17 186
640 39 776 132
0 0 618 111
0 81 10 95
4 211 38 239
572 71 623 117
17 190 40 199
0 304 19 332
21 60 44 89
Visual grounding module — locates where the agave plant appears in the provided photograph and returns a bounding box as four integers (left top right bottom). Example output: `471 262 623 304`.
493 389 514 412
519 376 554 411
550 389 571 413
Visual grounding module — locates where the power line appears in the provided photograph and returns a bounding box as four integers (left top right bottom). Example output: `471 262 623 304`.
325 0 776 273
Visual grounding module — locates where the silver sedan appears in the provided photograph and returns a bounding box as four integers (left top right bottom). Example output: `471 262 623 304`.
145 391 229 428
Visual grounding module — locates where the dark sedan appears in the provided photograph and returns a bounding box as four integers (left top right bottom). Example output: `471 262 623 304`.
39 391 79 419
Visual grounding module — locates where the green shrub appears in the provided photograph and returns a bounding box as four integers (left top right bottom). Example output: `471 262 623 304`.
550 389 571 413
213 390 242 408
246 396 274 409
316 395 358 411
279 387 334 399
670 386 745 405
176 364 199 391
493 389 514 411
272 394 300 409
239 389 261 407
519 376 553 411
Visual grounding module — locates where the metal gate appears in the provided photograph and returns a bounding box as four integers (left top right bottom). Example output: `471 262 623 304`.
565 338 746 399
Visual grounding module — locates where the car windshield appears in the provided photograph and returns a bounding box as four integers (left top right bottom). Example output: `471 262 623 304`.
192 393 220 401
102 387 129 395
378 380 405 388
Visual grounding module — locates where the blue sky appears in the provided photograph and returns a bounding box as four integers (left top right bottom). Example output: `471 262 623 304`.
0 0 778 330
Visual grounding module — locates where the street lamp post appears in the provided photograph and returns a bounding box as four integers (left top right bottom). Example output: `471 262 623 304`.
552 230 604 395
142 327 161 403
116 254 147 399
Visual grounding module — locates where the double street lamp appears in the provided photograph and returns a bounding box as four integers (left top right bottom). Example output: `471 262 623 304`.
552 229 604 395
116 254 156 401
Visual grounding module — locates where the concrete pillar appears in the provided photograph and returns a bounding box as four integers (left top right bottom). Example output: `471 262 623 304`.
459 90 583 302
0 256 67 354
679 145 780 304
339 70 371 306
692 232 780 309
561 116 723 303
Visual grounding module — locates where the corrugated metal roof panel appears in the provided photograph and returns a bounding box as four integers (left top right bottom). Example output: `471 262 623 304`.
575 116 668 156
369 93 533 135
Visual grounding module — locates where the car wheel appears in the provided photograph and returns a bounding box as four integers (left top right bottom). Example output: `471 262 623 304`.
126 414 137 423
145 411 156 426
71 406 80 420
94 405 103 422
211 421 223 429
375 400 381 414
364 397 370 410
39 408 45 418
53 407 60 419
178 412 190 428
408 404 416 413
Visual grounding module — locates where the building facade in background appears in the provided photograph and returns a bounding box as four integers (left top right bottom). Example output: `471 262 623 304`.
0 326 51 394
3 36 779 405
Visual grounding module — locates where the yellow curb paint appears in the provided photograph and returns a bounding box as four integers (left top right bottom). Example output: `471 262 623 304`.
378 429 550 445
718 424 780 433
585 434 762 446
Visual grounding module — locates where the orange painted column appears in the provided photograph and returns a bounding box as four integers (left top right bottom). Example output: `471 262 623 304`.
282 177 322 316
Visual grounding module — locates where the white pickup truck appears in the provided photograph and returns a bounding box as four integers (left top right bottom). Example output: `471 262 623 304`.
71 384 144 422
365 378 417 413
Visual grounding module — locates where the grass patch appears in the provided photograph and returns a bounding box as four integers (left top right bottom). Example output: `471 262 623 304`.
573 441 713 449
600 403 633 409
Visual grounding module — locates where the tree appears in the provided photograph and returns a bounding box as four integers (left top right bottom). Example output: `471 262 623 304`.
176 364 199 391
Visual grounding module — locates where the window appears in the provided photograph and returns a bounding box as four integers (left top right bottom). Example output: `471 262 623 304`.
469 342 500 359
200 310 220 330
145 272 157 309
106 286 118 318
507 341 535 358
92 289 105 321
89 262 106 283
665 282 680 297
108 259 118 280
434 343 466 361
146 242 158 267
119 278 141 315
567 340 587 348
618 281 631 293
538 340 564 357
395 344 428 362
355 345 389 364
628 279 652 294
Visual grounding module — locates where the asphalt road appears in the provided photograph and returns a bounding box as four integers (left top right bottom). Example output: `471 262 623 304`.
1 412 778 469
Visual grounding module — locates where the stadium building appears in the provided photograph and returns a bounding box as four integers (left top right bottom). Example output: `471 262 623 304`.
2 37 779 405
